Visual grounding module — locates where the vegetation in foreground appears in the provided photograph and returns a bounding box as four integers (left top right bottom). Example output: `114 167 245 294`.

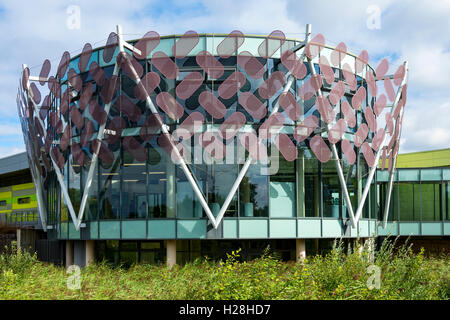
0 238 449 300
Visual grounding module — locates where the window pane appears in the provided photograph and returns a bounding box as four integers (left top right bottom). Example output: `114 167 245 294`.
99 150 121 219
270 154 295 218
122 159 147 219
421 183 441 221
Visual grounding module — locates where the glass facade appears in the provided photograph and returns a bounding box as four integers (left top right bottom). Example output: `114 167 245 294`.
18 33 432 250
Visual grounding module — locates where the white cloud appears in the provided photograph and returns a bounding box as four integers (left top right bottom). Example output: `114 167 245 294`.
0 0 449 155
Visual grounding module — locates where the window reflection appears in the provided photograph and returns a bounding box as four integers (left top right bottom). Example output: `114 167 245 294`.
99 151 121 219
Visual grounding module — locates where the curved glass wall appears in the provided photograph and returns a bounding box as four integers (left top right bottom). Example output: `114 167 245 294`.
19 34 387 237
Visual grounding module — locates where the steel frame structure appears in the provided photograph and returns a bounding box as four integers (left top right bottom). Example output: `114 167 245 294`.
18 24 408 232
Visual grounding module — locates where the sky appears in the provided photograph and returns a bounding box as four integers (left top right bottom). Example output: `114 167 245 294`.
0 0 449 158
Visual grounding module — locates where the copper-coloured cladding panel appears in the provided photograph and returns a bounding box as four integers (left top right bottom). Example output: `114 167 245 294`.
79 83 94 111
217 30 244 59
304 33 325 59
309 135 331 163
22 67 29 89
355 50 369 74
366 70 377 97
172 30 199 59
278 91 302 121
393 64 406 86
238 92 267 120
48 76 61 98
239 132 267 161
115 94 142 123
91 139 115 164
79 43 93 73
341 139 356 165
274 133 297 161
89 62 106 86
218 71 246 100
374 93 386 116
319 56 334 85
330 42 347 67
70 106 84 130
173 112 204 140
257 30 285 59
49 111 63 134
316 95 335 124
51 146 65 170
329 80 345 106
364 106 377 133
139 114 163 142
293 115 318 142
157 133 186 160
258 112 284 140
57 51 70 79
152 51 179 79
80 120 95 147
71 143 86 166
341 100 356 128
175 71 203 100
39 59 51 85
362 142 376 167
299 74 322 101
100 75 119 104
134 72 160 100
281 50 307 80
60 124 72 151
117 51 144 79
342 63 356 91
196 50 224 80
384 78 396 102
89 99 108 125
133 31 160 60
258 71 286 100
372 128 386 151
198 91 226 119
351 86 366 110
328 118 346 144
68 68 82 92
60 88 71 115
237 51 265 79
103 32 118 63
375 58 389 81
156 92 184 120
30 82 41 105
217 111 245 140
354 123 369 148
40 95 51 121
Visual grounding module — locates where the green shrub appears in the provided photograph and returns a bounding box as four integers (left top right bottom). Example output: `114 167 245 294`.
0 237 448 300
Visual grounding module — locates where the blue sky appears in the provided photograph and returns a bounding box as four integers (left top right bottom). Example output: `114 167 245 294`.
0 0 449 158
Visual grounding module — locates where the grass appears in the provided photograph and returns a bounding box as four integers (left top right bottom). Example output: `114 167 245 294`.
0 237 448 300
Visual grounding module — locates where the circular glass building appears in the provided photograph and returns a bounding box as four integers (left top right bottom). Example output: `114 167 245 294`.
17 25 408 266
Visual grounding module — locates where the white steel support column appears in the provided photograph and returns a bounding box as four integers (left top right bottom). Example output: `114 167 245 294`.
66 240 74 267
296 239 306 262
166 240 177 267
85 240 95 266
354 61 408 226
305 52 357 228
76 25 124 230
214 24 312 228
